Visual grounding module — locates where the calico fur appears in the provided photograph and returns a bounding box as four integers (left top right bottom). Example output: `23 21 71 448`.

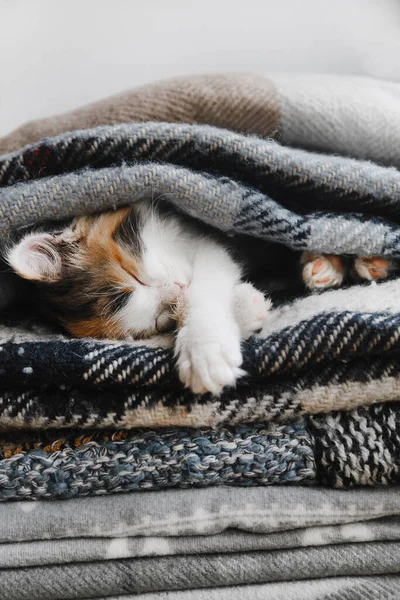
7 200 394 395
8 201 270 395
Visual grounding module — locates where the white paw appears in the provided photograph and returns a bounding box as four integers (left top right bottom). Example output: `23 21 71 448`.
175 320 245 396
233 283 272 339
302 253 344 290
354 256 390 281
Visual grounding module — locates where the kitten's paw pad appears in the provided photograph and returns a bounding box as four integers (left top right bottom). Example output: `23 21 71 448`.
234 283 272 339
354 256 390 281
175 327 245 396
302 253 344 289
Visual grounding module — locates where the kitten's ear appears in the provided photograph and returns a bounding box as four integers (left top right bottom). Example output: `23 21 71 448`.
7 233 63 282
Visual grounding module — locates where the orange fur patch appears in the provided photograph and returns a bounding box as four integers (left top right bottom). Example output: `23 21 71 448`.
61 208 148 339
30 207 160 340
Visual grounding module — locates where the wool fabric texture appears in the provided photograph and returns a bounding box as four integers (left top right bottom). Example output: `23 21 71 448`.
0 485 398 598
1 121 400 430
4 518 400 569
0 402 397 501
2 72 400 168
0 423 315 500
1 542 400 600
3 485 399 542
95 577 400 600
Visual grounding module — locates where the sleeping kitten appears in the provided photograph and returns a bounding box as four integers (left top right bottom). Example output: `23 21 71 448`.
7 200 271 396
7 200 394 396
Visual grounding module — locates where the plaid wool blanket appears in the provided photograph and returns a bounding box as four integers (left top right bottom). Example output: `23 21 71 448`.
1 115 400 432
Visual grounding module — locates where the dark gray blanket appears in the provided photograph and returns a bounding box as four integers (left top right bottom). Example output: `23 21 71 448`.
98 577 400 600
2 542 400 600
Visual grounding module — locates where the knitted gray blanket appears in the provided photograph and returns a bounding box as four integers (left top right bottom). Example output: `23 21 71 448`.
1 119 400 432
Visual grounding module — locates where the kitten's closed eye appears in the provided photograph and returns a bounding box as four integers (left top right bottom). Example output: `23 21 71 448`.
107 290 132 314
7 202 195 341
302 252 395 290
6 200 276 396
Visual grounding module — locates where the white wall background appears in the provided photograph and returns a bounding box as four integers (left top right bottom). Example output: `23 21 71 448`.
1 0 400 136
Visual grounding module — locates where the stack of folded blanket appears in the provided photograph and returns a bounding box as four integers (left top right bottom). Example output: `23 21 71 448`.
0 73 399 599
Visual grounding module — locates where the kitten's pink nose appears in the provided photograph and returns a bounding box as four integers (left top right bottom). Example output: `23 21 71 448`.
171 282 187 300
163 282 187 303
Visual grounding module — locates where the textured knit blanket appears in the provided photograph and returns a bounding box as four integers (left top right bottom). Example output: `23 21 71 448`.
0 402 398 500
0 486 399 599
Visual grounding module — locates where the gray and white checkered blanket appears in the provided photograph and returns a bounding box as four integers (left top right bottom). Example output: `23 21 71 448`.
1 118 400 431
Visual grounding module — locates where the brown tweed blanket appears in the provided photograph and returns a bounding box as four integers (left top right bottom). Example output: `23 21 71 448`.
2 72 400 167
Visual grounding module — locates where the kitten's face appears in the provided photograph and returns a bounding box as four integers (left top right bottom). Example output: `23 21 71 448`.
8 202 194 339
